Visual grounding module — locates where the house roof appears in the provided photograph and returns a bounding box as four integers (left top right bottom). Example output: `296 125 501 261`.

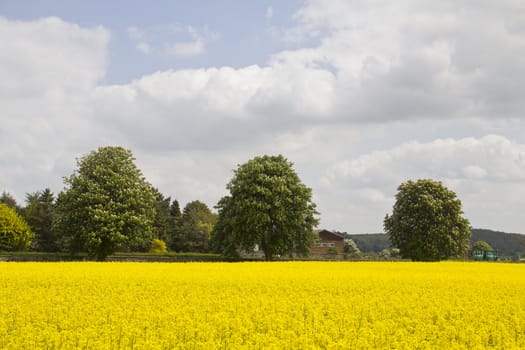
316 229 346 239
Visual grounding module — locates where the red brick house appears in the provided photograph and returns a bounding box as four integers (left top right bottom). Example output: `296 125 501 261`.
311 230 345 254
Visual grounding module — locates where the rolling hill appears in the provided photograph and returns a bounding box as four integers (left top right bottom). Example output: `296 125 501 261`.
347 229 525 257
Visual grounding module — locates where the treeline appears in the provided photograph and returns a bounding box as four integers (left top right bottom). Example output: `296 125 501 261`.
1 147 319 261
5 146 512 262
0 190 217 255
345 230 525 258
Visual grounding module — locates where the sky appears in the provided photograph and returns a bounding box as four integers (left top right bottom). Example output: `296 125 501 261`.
1 0 525 234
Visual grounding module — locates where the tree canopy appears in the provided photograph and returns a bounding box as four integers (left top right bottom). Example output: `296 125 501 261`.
54 146 157 260
23 188 56 252
176 201 217 252
0 203 34 251
213 155 319 260
0 192 19 212
152 189 172 245
384 179 471 261
472 240 494 252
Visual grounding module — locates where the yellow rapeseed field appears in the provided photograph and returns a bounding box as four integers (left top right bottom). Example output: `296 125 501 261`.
1 261 524 349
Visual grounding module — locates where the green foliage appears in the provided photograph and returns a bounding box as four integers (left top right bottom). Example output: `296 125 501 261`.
170 200 182 222
471 229 525 257
213 155 319 260
348 233 390 253
472 240 494 252
54 146 157 261
379 249 391 259
149 238 167 254
345 230 525 257
211 196 240 258
0 203 34 251
0 192 19 212
390 248 401 257
384 179 471 261
175 201 217 252
344 239 360 254
23 188 57 252
152 189 172 245
168 199 182 250
327 246 339 255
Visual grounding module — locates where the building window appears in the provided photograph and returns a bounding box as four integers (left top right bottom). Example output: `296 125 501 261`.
314 242 335 247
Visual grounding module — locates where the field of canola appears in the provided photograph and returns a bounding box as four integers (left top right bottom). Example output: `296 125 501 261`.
1 261 525 349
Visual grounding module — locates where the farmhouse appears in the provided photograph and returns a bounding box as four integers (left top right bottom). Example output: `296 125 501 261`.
311 229 345 254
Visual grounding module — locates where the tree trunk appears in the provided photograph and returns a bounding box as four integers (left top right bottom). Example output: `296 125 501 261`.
264 250 273 261
261 235 272 261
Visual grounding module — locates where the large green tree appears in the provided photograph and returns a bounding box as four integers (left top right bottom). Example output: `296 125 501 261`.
170 200 182 223
0 191 19 212
384 179 471 261
213 155 319 260
54 146 157 260
23 188 57 251
176 201 217 252
152 189 172 246
0 203 34 251
167 199 183 251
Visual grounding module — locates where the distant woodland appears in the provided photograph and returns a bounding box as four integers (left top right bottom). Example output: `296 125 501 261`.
348 229 525 258
2 146 524 261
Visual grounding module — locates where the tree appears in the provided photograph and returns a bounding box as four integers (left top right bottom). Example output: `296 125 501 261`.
152 189 172 246
379 248 391 259
472 240 494 252
211 196 241 258
23 188 57 251
149 238 167 254
213 155 319 260
0 191 19 212
344 239 360 254
177 201 217 252
384 179 471 261
170 200 182 223
54 146 157 260
168 199 183 251
0 203 34 251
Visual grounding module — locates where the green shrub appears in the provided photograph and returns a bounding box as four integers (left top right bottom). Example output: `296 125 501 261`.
0 203 34 251
327 247 339 255
149 239 167 254
472 240 494 252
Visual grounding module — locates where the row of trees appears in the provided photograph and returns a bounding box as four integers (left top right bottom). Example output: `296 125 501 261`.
0 148 217 260
1 148 319 261
2 146 474 261
1 188 217 259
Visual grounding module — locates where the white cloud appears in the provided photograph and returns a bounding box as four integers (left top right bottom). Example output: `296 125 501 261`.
0 16 109 96
2 1 525 235
0 16 111 208
324 135 525 186
166 39 204 57
266 6 273 20
321 135 525 232
90 63 336 151
136 42 152 54
277 0 525 122
127 24 215 57
127 26 140 40
462 165 487 180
